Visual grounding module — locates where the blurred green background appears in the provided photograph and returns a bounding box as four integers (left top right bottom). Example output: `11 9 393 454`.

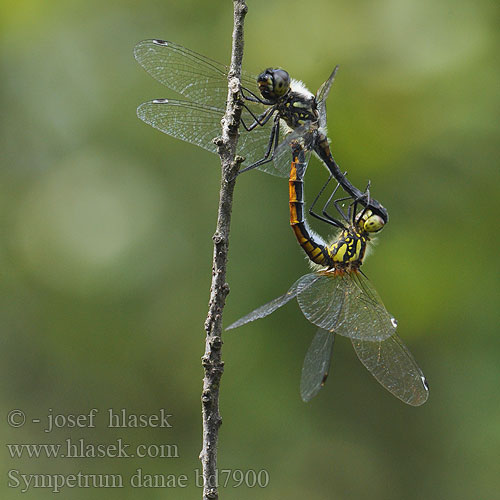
1 0 498 498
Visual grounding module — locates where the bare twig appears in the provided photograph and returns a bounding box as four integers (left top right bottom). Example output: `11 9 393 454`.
200 1 247 499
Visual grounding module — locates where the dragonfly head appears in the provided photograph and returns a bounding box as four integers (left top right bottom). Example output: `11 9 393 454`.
356 210 385 234
257 68 290 101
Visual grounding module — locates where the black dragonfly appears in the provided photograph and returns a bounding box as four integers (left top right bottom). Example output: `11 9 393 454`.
134 39 388 222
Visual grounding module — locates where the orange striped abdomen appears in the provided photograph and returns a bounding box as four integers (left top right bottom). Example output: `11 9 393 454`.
289 145 332 267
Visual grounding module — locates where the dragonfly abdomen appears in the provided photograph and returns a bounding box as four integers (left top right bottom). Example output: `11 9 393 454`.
289 148 332 267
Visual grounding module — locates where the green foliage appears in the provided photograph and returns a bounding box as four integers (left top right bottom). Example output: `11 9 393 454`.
1 0 498 498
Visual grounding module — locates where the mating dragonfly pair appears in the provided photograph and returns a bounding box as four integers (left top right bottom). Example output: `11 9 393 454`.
134 39 429 406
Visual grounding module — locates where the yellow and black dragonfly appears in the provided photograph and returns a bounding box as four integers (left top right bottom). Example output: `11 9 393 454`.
134 39 387 222
227 143 428 406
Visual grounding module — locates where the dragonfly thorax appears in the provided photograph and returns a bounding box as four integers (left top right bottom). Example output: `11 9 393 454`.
277 90 318 130
328 228 368 267
327 210 385 268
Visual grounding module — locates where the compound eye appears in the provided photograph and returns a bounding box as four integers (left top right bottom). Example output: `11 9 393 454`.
363 214 385 233
272 69 290 96
257 69 275 98
257 68 290 100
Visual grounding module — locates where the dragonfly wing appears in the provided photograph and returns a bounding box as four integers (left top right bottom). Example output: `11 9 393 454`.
135 40 244 106
137 99 283 175
226 276 303 331
352 334 429 406
296 271 395 341
237 118 292 177
300 328 335 402
272 136 312 178
135 40 295 177
134 40 266 126
271 122 315 177
137 99 222 154
316 66 339 131
296 272 346 331
340 271 397 341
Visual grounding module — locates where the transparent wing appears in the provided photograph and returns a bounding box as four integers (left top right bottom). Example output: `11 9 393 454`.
237 117 294 177
269 137 311 177
134 39 266 132
352 334 429 406
296 271 395 341
300 329 335 402
134 39 259 108
134 40 312 178
316 66 339 131
137 99 222 154
271 122 316 177
226 276 304 331
137 99 290 176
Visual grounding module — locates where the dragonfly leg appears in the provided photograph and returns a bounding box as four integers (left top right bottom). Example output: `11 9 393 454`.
315 169 354 225
312 141 388 223
241 105 275 132
238 116 280 175
322 176 375 224
310 174 335 211
240 86 273 106
309 174 346 229
351 181 372 221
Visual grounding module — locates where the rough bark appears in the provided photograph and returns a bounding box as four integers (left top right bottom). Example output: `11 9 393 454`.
200 1 248 499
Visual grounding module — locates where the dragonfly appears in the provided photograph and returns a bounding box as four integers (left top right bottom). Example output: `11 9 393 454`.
227 142 429 406
134 39 388 223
